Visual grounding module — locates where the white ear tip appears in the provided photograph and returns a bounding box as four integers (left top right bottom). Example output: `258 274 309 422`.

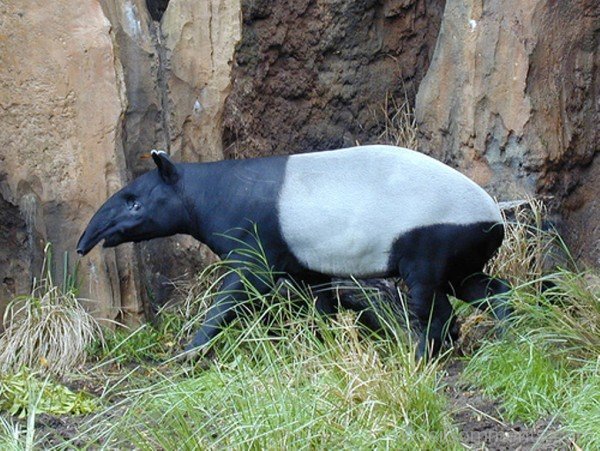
151 149 167 156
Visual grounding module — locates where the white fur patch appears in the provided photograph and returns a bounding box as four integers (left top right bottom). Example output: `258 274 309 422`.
278 145 502 277
151 149 168 157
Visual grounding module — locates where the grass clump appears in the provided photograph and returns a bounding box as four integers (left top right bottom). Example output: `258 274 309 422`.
99 307 460 449
486 198 563 285
0 244 103 375
463 338 569 423
512 269 600 362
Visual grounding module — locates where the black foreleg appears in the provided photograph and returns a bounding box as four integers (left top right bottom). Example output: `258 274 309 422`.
185 264 272 352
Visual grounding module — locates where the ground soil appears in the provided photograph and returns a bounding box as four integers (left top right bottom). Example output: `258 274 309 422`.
443 359 567 450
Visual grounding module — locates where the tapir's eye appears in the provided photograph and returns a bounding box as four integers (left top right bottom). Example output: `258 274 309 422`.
127 198 141 211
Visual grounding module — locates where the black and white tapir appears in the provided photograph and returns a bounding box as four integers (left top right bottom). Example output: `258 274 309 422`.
77 145 511 359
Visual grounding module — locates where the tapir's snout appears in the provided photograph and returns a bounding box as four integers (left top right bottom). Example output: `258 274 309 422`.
76 222 102 256
76 242 86 256
77 215 128 255
76 200 122 256
76 232 96 256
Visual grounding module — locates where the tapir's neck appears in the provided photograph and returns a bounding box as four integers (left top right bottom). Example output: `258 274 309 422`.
177 156 288 257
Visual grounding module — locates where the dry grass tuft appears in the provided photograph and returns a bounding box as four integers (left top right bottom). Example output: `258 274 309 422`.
486 197 562 285
0 245 103 375
377 94 419 150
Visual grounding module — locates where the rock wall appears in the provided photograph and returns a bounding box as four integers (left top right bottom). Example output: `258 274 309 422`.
0 195 30 326
223 0 445 158
0 0 147 324
416 0 600 266
1 0 598 324
0 0 241 321
0 0 444 320
99 0 241 308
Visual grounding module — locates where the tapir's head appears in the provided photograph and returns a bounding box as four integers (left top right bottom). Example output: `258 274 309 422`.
77 150 189 256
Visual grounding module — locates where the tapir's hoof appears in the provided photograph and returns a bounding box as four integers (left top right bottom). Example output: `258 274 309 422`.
447 318 462 344
165 345 210 366
178 347 201 362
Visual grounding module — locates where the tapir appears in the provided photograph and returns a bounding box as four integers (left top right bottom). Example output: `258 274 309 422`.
77 145 511 358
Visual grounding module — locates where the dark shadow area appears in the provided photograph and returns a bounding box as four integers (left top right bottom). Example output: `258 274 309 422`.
0 192 32 328
146 0 170 21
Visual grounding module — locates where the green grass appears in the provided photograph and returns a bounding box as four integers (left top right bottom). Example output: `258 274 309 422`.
460 200 599 446
90 300 461 450
462 268 600 444
89 313 183 367
563 361 600 449
463 338 570 423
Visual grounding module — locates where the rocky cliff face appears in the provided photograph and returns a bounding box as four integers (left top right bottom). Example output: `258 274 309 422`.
0 0 598 323
0 0 241 322
0 0 145 324
416 0 600 266
98 0 241 312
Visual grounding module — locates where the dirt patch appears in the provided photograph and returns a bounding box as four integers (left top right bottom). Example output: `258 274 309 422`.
223 0 445 158
444 359 567 450
35 414 94 449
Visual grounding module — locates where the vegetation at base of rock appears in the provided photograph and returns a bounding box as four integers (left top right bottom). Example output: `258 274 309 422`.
377 93 419 151
485 197 565 284
0 369 99 418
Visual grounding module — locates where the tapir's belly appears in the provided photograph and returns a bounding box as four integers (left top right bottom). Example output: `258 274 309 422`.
277 146 501 277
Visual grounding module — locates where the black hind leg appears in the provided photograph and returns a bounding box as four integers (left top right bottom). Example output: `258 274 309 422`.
409 284 455 360
453 273 512 321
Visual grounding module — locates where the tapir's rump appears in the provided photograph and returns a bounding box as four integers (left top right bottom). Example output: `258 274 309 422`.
278 146 502 277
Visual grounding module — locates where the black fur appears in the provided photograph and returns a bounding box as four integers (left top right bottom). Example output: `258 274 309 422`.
388 222 509 357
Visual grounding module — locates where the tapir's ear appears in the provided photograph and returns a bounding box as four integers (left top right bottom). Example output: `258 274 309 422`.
151 150 179 184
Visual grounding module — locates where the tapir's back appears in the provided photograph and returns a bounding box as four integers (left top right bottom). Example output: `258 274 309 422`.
277 145 502 277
